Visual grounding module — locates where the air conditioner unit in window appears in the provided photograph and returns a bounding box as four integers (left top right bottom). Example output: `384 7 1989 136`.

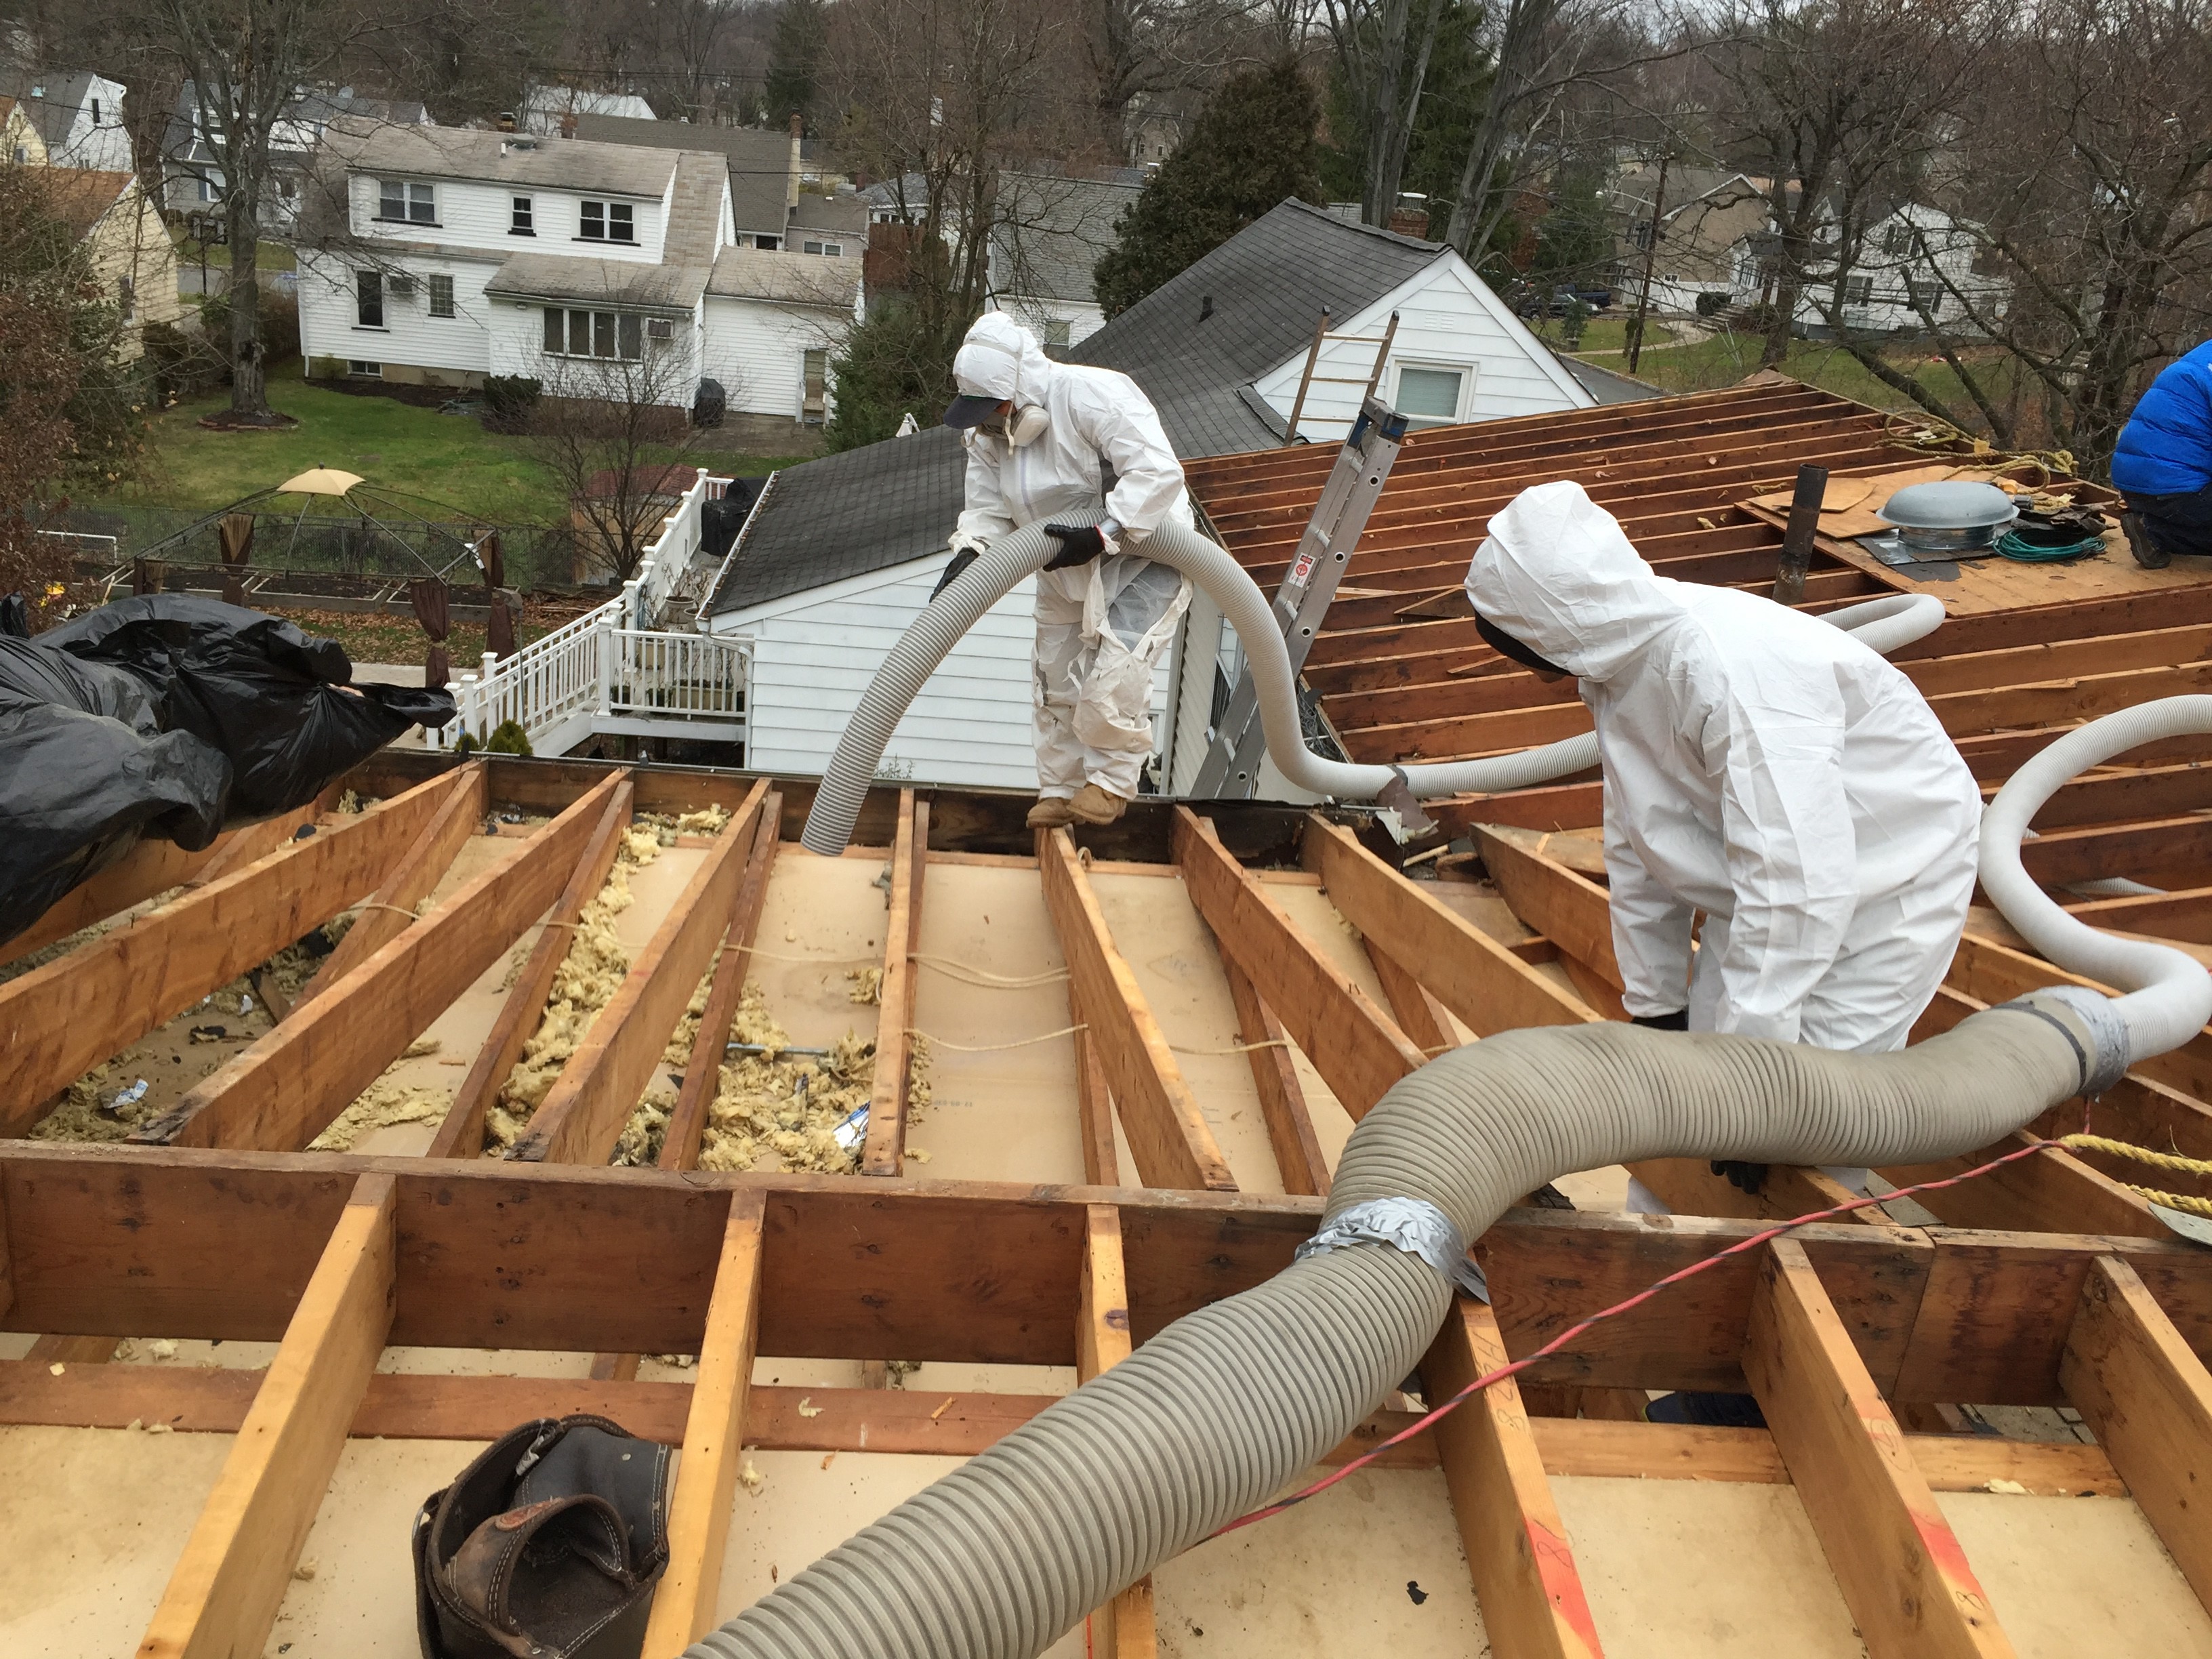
386 274 416 297
647 318 674 342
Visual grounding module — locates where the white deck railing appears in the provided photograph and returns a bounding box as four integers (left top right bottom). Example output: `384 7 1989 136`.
432 472 747 754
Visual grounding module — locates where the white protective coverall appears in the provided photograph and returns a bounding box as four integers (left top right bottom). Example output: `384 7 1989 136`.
1465 480 1981 1057
950 314 1194 800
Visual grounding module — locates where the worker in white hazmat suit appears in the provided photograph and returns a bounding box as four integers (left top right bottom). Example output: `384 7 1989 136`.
937 312 1193 829
1465 480 1981 1206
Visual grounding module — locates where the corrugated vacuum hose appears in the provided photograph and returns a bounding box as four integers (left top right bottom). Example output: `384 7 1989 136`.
720 511 2211 1658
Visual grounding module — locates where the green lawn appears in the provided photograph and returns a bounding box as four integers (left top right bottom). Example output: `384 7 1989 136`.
172 234 298 272
100 370 808 529
1574 329 2022 421
1529 314 1678 354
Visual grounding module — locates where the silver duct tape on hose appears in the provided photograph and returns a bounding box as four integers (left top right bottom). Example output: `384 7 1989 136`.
799 518 1942 856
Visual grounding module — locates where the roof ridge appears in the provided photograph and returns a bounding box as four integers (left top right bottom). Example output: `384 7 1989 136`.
1275 194 1448 253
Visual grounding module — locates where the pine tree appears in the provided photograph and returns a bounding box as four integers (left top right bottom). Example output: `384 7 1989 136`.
764 0 827 131
1092 59 1324 319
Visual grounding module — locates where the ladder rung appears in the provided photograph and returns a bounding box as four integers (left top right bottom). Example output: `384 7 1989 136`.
1307 376 1376 384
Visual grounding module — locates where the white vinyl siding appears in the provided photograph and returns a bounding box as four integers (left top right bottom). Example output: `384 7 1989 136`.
714 558 1174 790
700 295 852 421
1249 256 1591 441
298 249 500 377
349 174 665 262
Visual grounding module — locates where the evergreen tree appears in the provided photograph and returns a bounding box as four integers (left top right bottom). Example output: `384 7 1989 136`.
823 297 971 453
1092 59 1324 319
764 0 827 131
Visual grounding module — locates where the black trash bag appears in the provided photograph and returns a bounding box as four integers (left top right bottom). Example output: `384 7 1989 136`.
42 594 456 822
0 638 232 947
1 592 30 638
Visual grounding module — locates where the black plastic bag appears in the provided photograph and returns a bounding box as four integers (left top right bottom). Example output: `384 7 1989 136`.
43 594 455 821
0 637 232 947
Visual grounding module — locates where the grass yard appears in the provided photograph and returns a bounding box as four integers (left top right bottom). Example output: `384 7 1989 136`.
1528 314 1679 354
268 605 560 669
97 365 806 529
171 236 298 272
1573 329 2023 420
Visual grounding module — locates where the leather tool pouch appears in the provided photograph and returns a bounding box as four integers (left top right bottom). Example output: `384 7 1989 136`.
414 1414 671 1659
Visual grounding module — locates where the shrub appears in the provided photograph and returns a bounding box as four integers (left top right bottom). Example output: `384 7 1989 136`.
483 375 542 434
485 719 533 756
1695 290 1733 318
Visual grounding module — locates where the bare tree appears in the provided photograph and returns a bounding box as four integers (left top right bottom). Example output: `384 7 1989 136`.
1319 0 1452 225
529 337 715 585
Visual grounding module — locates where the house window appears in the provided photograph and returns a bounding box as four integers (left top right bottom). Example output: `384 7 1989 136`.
90 97 100 123
1908 279 1942 317
196 175 213 201
1630 219 1654 251
118 275 135 322
1843 274 1875 304
377 178 435 224
542 306 644 361
800 239 844 257
347 360 382 377
754 234 779 251
1395 363 1467 425
803 348 827 417
11 145 24 165
512 196 533 235
1881 224 1912 257
428 273 455 317
356 269 384 327
647 317 674 344
1044 318 1071 348
579 199 634 243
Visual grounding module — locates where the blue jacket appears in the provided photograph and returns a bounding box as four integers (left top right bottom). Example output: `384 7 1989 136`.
2114 339 2212 497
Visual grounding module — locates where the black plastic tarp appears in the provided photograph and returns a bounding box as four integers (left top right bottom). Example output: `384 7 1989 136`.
1 595 455 947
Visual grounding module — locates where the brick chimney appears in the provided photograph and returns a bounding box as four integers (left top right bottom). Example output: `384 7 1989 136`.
559 110 576 140
788 113 803 211
1389 202 1430 239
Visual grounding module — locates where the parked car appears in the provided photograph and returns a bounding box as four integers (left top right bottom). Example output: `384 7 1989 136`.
1506 281 1616 318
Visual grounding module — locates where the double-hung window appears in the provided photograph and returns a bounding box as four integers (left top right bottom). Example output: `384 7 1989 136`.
377 178 435 224
428 273 455 318
542 307 644 361
356 269 384 328
801 239 844 256
511 196 534 235
578 199 634 243
1843 273 1875 305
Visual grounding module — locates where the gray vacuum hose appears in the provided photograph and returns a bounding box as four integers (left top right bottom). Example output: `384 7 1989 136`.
799 517 1945 855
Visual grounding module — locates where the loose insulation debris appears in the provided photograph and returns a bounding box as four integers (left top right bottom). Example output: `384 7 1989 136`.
611 1086 678 1168
846 967 882 1006
482 827 662 1151
28 1065 146 1142
693 984 872 1176
311 1040 451 1151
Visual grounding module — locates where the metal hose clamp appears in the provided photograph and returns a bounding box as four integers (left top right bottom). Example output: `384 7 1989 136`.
1294 1195 1490 1302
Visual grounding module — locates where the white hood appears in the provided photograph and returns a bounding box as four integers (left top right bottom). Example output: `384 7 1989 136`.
1464 480 1687 682
952 312 1055 413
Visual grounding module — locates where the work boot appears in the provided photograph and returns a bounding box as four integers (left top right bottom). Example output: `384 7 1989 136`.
2122 511 2170 570
1068 783 1128 825
1026 796 1077 830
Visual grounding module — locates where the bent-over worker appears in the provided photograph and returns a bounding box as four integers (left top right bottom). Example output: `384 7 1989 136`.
1466 480 1979 1077
2114 337 2212 569
937 312 1193 830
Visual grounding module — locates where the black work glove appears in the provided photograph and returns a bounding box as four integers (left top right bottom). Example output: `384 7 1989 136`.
1630 1009 1689 1031
1711 1160 1769 1195
931 548 980 599
1042 523 1107 570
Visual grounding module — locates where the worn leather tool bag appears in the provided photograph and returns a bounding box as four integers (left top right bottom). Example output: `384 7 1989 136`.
414 1414 671 1659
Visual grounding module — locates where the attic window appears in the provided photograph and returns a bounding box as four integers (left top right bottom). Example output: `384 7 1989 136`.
579 200 634 243
89 98 100 123
512 196 533 235
1395 363 1467 426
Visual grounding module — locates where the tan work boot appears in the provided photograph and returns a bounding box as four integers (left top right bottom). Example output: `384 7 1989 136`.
1026 796 1078 830
1068 783 1128 825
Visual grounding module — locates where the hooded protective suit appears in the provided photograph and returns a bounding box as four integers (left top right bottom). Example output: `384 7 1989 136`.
949 312 1193 800
1465 480 1980 1055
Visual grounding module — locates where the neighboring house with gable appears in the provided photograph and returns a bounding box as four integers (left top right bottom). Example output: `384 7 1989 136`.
3 94 47 165
162 81 428 232
34 167 182 358
986 172 1141 348
523 85 655 136
293 119 860 434
689 197 1594 790
0 69 130 170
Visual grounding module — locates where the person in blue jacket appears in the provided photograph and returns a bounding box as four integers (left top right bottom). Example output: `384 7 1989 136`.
2114 339 2212 568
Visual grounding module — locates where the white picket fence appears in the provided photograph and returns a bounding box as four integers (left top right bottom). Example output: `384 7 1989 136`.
433 472 752 756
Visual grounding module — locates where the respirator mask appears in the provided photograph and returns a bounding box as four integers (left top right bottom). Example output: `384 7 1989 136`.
982 404 1049 447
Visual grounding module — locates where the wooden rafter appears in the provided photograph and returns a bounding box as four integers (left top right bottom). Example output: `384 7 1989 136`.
139 771 628 1151
136 1171 396 1659
1215 953 1331 1197
1038 825 1235 1191
510 779 772 1166
1080 1204 1157 1656
1743 1240 2012 1658
863 791 926 1176
428 773 636 1160
1174 808 1425 1118
0 770 464 1132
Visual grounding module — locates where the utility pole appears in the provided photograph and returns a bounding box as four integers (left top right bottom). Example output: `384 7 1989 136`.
1626 148 1671 376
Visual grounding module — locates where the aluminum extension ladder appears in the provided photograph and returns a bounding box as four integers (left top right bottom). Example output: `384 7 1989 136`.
1190 393 1410 798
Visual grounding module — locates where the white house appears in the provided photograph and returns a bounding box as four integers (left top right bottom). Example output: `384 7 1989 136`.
1793 202 2011 337
0 69 129 170
523 85 657 136
691 199 1594 789
294 120 861 429
985 173 1142 348
162 81 427 233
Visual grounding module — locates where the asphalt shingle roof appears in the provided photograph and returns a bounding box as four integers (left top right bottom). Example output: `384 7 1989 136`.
706 247 861 306
575 113 792 235
486 251 708 310
705 197 1450 615
989 173 1141 307
325 119 679 198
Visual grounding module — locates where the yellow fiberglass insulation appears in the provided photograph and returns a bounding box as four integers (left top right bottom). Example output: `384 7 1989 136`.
481 829 662 1152
312 1078 450 1151
693 983 872 1176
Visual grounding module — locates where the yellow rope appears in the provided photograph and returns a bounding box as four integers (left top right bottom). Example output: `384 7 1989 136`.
349 901 424 922
2057 1133 2212 1216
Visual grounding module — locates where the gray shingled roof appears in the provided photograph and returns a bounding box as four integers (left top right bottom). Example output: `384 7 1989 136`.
989 174 1141 306
708 247 861 306
325 118 678 197
705 197 1446 616
789 193 869 237
486 251 707 310
0 70 98 149
663 150 728 266
575 113 792 236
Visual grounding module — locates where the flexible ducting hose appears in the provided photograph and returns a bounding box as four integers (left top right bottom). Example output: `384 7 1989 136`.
798 516 1947 855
